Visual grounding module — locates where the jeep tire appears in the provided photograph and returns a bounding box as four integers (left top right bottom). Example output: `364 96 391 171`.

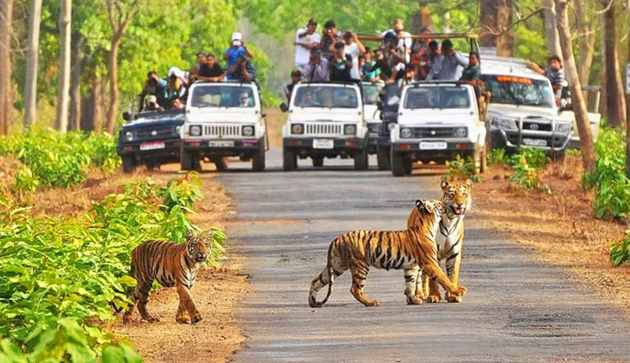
212 156 228 171
181 150 201 172
122 156 135 173
283 148 297 171
403 156 413 175
252 141 266 171
376 145 390 170
354 146 369 171
391 149 406 177
312 157 324 167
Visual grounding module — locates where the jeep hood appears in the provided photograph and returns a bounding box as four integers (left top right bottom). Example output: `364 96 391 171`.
186 108 260 123
288 109 362 123
398 109 475 126
487 103 560 120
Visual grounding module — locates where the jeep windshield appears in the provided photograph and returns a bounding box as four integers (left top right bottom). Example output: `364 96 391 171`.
404 87 470 109
362 83 383 105
293 86 359 109
190 85 256 108
481 75 555 108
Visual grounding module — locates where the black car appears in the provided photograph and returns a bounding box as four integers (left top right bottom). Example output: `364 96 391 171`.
117 109 185 172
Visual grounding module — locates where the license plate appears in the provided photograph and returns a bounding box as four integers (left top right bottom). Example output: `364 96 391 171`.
139 141 165 150
419 142 447 150
313 139 334 149
523 138 547 147
369 132 380 138
209 140 235 147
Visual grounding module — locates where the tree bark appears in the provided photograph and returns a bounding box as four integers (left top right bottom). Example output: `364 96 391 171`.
574 0 595 86
410 3 433 35
543 0 562 60
0 0 14 135
23 0 42 131
495 0 513 57
479 0 498 48
82 75 103 133
601 0 627 129
626 19 630 178
556 0 596 174
106 35 122 135
55 0 72 133
70 33 83 131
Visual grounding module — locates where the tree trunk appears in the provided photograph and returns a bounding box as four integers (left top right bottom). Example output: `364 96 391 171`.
574 0 595 86
23 0 42 131
495 0 513 57
55 0 72 133
556 0 596 174
106 35 122 135
626 22 630 178
543 0 562 60
0 0 14 135
82 76 104 133
410 3 433 34
602 0 627 129
480 0 498 48
70 33 83 131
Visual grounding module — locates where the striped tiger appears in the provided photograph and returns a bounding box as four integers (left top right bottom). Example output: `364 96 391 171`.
123 230 213 324
308 199 467 307
407 179 471 303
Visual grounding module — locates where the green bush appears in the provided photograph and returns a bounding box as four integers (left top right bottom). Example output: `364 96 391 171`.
510 147 549 169
446 155 481 182
0 173 225 361
610 230 630 267
488 148 509 167
584 127 630 219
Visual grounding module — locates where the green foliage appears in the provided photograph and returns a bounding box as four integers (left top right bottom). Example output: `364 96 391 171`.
508 154 542 190
446 155 481 182
610 230 630 267
0 173 226 361
584 127 630 220
488 148 509 167
0 131 120 193
510 147 549 169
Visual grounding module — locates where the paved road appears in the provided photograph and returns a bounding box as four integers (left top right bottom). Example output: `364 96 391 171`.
220 149 630 363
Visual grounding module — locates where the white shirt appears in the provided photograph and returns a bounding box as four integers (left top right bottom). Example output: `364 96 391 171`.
344 42 361 80
295 28 321 66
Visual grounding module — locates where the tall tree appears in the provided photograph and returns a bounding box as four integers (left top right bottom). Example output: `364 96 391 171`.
55 0 72 133
24 0 43 131
601 0 627 129
70 34 84 131
574 0 596 86
0 0 14 135
542 0 562 59
556 0 596 173
410 2 433 34
479 0 514 56
626 10 630 178
105 0 142 135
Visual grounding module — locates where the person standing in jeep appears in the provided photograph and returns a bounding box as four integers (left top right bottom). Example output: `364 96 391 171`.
329 42 353 82
294 19 321 75
196 53 224 82
227 53 257 83
320 20 340 59
224 32 254 81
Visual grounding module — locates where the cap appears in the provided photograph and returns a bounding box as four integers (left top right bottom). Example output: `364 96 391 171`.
383 31 397 43
147 95 157 103
231 32 243 41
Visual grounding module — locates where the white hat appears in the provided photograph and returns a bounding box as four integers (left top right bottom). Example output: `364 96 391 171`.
231 32 243 41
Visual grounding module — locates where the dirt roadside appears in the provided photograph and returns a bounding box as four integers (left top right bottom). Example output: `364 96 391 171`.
474 155 630 311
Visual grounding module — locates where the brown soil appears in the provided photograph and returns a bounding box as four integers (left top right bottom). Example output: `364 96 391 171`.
474 154 630 310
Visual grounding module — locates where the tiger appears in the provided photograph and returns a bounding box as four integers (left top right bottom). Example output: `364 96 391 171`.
308 199 467 308
123 230 213 324
407 179 472 303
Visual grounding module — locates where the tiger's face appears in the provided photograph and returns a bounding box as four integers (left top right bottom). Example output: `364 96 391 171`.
185 230 213 263
441 179 472 216
414 199 445 226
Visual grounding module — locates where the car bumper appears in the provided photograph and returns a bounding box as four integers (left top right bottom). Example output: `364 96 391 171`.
182 138 263 153
117 139 181 157
283 137 366 151
491 129 570 152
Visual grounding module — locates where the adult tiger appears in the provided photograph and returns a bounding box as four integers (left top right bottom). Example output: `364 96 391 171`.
123 230 213 324
308 199 467 307
407 179 471 303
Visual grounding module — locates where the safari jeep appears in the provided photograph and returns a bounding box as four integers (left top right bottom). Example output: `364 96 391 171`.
280 82 368 171
481 56 599 158
118 109 185 173
181 81 267 171
390 82 487 177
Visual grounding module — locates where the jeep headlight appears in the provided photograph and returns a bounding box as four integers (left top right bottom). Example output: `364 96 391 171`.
344 124 356 136
400 128 412 138
125 131 134 142
189 125 201 136
387 122 397 131
175 126 181 136
454 127 467 138
291 123 304 135
494 118 517 131
555 122 572 134
242 125 254 136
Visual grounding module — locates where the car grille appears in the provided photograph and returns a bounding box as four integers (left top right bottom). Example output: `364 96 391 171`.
136 126 175 140
367 123 380 133
522 121 552 132
412 127 456 138
204 125 241 137
305 123 343 136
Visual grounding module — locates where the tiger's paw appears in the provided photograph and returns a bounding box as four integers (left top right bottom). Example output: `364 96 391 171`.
191 314 203 324
363 300 379 307
176 316 191 324
446 294 462 303
407 296 423 305
426 294 441 303
451 286 467 297
142 314 160 323
122 314 133 324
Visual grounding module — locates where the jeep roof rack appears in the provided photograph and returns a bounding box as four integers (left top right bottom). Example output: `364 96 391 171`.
300 81 359 86
411 80 463 87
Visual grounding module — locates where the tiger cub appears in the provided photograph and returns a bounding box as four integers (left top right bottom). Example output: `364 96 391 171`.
309 199 467 307
407 180 472 303
123 230 212 324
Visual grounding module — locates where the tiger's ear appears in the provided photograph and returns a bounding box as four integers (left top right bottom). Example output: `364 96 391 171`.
207 230 214 239
440 180 450 191
186 229 194 240
465 179 473 188
415 199 424 211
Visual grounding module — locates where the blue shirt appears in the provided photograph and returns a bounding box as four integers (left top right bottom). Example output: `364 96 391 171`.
225 47 247 80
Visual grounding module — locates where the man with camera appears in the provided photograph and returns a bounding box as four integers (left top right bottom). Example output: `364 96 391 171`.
224 32 254 80
142 71 169 111
320 20 340 60
294 18 321 75
227 52 257 83
303 48 329 82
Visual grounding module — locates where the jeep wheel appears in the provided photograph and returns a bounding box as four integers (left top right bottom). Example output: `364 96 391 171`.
403 156 413 175
145 160 160 172
376 146 390 170
283 148 297 171
212 157 228 171
252 141 266 171
181 150 201 172
122 156 135 173
312 157 324 167
391 149 406 177
354 146 369 171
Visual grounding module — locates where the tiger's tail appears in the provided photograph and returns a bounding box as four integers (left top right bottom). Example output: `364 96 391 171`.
310 240 336 307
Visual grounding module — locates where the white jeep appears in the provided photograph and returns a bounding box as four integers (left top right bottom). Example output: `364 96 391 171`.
390 82 487 177
280 82 368 171
481 56 600 157
181 81 267 171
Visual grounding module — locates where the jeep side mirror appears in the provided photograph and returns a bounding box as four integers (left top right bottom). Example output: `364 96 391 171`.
122 111 132 122
279 102 289 113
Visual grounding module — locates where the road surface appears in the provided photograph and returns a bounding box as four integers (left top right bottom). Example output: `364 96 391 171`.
220 149 630 363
